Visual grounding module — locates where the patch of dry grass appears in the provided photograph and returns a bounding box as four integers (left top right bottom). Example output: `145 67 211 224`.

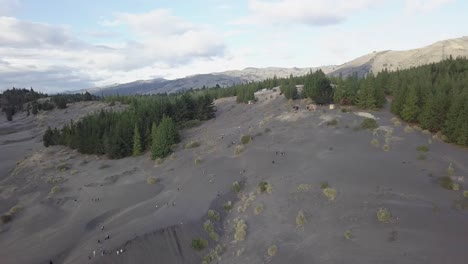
254 204 264 215
376 208 392 223
147 177 158 185
237 192 257 213
50 185 61 194
267 245 278 257
296 210 306 226
232 181 242 193
344 230 352 240
371 138 380 147
447 163 455 176
234 145 245 155
322 187 337 201
234 218 247 242
184 141 200 149
404 126 414 133
297 183 312 192
382 144 390 152
195 157 203 165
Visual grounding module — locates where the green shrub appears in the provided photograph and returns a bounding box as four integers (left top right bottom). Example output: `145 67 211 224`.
376 208 392 223
463 191 468 198
371 138 380 147
447 163 455 176
202 244 225 264
224 201 233 211
241 135 252 145
382 144 390 152
0 214 12 224
195 157 203 165
234 219 247 242
341 108 349 113
147 177 158 185
267 245 278 257
322 187 337 201
232 181 242 193
320 181 329 189
203 220 214 233
254 204 264 215
191 238 208 251
258 181 268 193
360 118 378 130
207 209 220 221
50 185 61 194
344 230 352 240
416 145 429 152
418 153 426 160
438 176 459 190
184 141 200 149
296 210 306 226
404 126 414 133
326 119 338 126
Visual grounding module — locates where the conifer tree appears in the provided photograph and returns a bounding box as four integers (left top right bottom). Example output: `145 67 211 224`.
132 124 142 156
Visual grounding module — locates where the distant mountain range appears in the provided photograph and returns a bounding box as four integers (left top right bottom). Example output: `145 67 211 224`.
76 36 468 96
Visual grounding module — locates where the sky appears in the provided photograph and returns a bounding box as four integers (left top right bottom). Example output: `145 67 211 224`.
0 0 467 93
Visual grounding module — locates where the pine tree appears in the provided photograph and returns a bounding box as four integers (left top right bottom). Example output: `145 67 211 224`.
132 124 142 156
400 84 420 122
32 102 38 115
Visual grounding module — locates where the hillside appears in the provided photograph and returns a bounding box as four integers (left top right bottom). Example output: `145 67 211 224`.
1 92 467 264
331 36 468 77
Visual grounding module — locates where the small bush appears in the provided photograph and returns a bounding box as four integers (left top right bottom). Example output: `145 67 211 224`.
207 209 220 221
258 181 269 193
254 204 264 215
202 244 225 264
234 219 247 242
191 238 208 251
0 214 12 224
297 184 312 192
320 181 329 189
344 230 352 240
195 157 203 165
224 201 233 211
241 135 252 145
418 154 426 160
463 191 468 198
204 220 214 233
155 158 163 166
404 126 414 133
326 119 338 126
184 141 200 149
360 118 378 130
234 145 244 155
50 185 61 194
416 145 429 152
452 199 468 210
267 245 278 257
341 108 349 113
382 144 390 152
147 177 158 185
438 176 459 190
322 187 337 201
376 208 392 223
9 205 23 215
447 163 455 176
371 138 380 147
296 210 306 226
422 129 431 135
232 181 242 193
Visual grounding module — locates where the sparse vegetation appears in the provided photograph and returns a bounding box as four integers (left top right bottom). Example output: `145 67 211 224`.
254 204 264 215
371 138 380 147
360 118 378 130
447 163 455 176
418 153 426 160
382 144 390 152
191 238 208 251
232 181 242 193
267 245 278 257
438 176 459 190
376 208 392 223
203 220 219 241
195 157 203 165
404 125 414 133
297 183 312 192
202 244 225 264
46 176 66 185
0 214 12 224
258 181 269 193
320 181 329 189
50 185 61 194
224 201 233 211
322 187 337 201
326 119 338 126
452 199 468 210
184 141 200 149
207 209 220 221
57 163 71 172
296 210 306 226
180 119 202 129
234 218 247 242
240 135 252 145
234 145 244 155
416 145 429 152
147 177 158 185
463 191 468 198
344 230 352 240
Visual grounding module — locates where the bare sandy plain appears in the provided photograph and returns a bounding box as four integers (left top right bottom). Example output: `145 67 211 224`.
0 90 467 264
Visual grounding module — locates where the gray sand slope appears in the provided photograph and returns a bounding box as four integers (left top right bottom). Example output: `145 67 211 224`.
0 91 467 264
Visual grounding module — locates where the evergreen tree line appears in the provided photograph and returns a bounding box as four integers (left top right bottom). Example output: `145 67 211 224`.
43 93 216 159
0 88 47 121
51 92 97 109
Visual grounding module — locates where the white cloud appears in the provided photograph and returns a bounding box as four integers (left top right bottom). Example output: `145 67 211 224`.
0 9 226 92
405 0 455 11
0 0 20 16
234 0 384 26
